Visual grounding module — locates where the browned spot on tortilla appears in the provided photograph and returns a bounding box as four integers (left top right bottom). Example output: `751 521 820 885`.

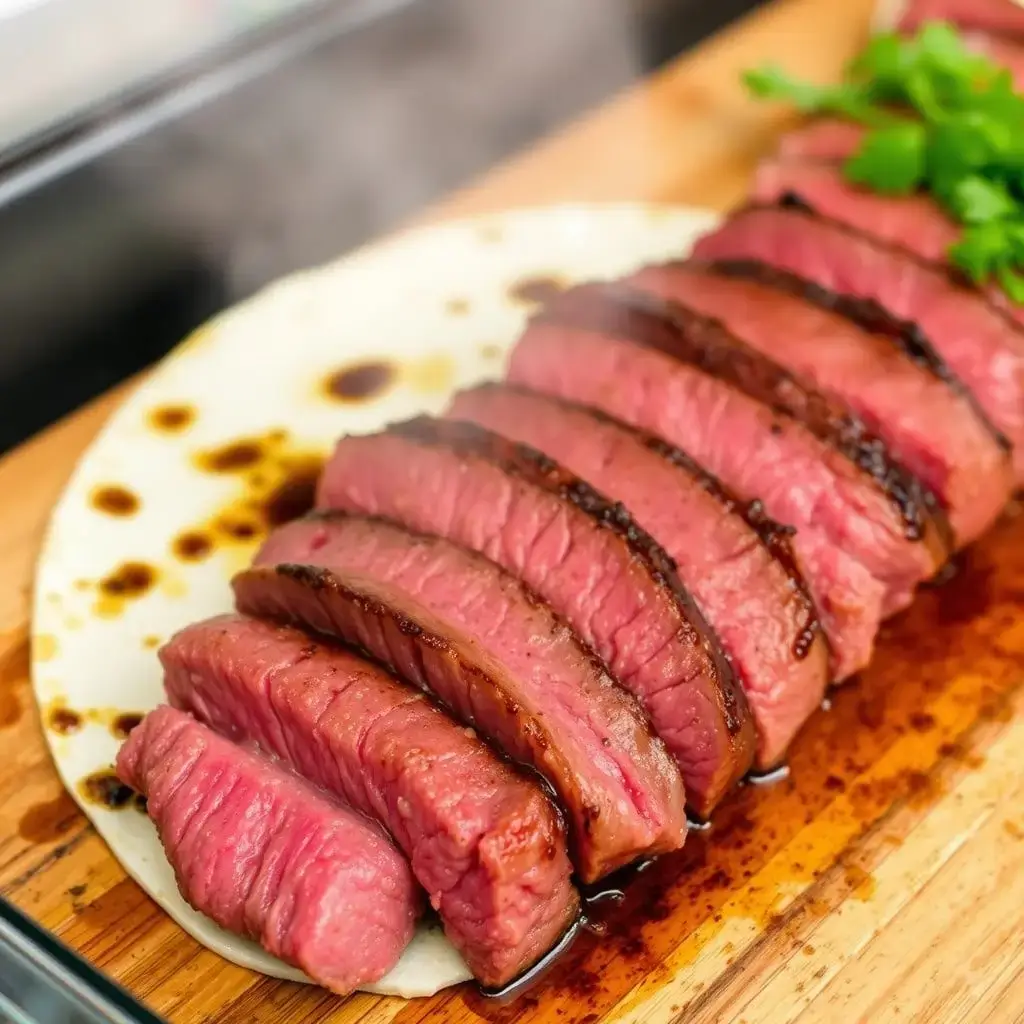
323 361 396 403
195 439 265 474
134 794 148 814
48 704 82 735
78 770 134 810
478 223 503 244
403 353 455 394
142 635 161 650
446 298 470 316
94 562 157 618
74 580 90 591
172 530 213 562
267 428 289 445
90 485 140 517
262 458 324 527
34 634 58 662
213 516 261 542
509 274 568 307
480 343 503 360
18 793 80 843
111 713 143 740
148 404 196 433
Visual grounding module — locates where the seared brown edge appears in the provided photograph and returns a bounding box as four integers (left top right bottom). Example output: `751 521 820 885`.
462 382 823 663
532 281 954 558
238 562 616 842
383 416 753 746
749 195 1013 454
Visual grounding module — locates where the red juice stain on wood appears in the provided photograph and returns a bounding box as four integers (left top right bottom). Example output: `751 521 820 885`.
18 793 81 844
440 517 1024 1024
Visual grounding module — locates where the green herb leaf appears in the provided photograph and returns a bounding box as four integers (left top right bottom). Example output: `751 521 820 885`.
844 123 927 194
745 22 1024 304
948 176 1018 224
948 223 1009 282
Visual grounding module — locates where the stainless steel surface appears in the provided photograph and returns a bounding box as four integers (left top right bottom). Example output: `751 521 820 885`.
0 0 330 156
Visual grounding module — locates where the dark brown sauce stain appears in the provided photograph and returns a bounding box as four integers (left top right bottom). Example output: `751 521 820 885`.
18 793 80 844
148 404 196 433
323 361 396 403
78 770 134 810
111 713 143 740
90 485 140 517
438 514 1024 1024
0 632 29 729
172 530 213 562
48 706 82 735
509 275 568 307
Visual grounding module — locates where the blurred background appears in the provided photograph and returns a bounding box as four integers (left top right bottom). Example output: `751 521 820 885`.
0 0 767 453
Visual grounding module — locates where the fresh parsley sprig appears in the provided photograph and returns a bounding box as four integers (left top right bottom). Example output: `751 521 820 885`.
745 22 1024 302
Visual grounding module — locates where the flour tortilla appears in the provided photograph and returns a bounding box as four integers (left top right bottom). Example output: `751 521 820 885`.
32 203 719 998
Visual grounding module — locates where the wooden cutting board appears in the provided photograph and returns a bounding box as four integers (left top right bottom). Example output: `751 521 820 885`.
5 0 1024 1020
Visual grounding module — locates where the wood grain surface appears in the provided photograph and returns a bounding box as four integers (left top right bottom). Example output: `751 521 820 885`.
6 0 1024 1021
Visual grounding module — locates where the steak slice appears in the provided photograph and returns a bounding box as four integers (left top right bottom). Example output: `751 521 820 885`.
316 418 754 819
116 706 421 995
160 615 577 988
897 0 1024 36
448 383 829 769
753 159 1024 327
250 515 687 880
777 119 867 162
507 285 950 679
628 260 1013 547
694 203 1024 482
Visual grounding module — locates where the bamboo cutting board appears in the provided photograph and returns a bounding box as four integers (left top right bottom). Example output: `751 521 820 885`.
5 0 1024 1020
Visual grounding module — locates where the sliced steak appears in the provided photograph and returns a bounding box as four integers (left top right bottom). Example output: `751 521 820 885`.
160 615 577 988
508 285 951 678
694 203 1024 482
116 706 420 995
316 418 754 819
898 0 1024 36
251 515 687 880
448 383 829 769
753 159 1024 327
754 160 961 264
777 119 867 162
628 260 1013 547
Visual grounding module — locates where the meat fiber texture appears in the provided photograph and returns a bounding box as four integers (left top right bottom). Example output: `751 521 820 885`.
694 205 1024 483
316 418 754 819
449 382 829 771
160 615 578 989
508 287 949 679
629 260 1013 548
116 705 420 995
252 513 687 880
898 0 1024 37
754 156 1024 327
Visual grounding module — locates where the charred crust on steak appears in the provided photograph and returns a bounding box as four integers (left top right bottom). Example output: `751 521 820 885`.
697 255 1011 454
532 282 954 559
385 416 751 739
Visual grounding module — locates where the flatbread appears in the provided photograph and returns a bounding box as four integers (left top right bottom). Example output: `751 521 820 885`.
31 203 717 998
